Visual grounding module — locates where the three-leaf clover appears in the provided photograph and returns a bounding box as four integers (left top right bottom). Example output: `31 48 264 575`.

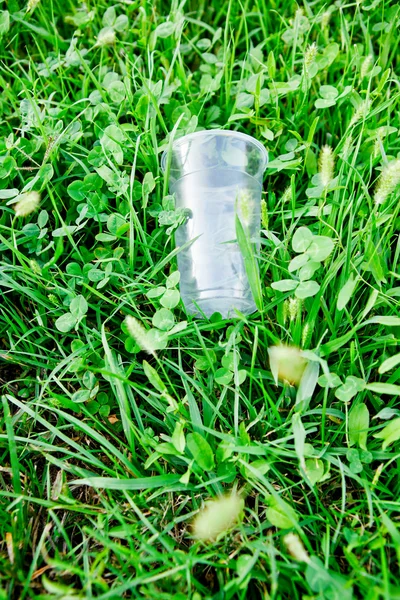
271 227 335 299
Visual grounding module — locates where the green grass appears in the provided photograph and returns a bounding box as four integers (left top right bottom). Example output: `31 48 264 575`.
1 0 400 598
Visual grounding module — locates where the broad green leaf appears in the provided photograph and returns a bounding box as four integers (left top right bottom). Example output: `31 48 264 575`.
112 14 128 31
337 274 358 311
296 359 320 408
160 289 180 309
335 376 365 403
379 353 400 374
172 421 185 453
363 316 400 327
55 312 77 333
305 458 325 485
374 418 400 450
146 286 166 298
108 81 126 104
145 328 168 351
266 496 298 529
142 360 166 392
0 11 10 37
166 271 180 288
271 279 298 292
295 280 320 299
70 296 88 319
292 226 313 253
71 389 91 403
318 372 342 388
288 253 309 272
67 180 86 201
365 383 400 396
236 216 262 311
349 403 369 449
186 432 215 470
298 261 320 281
155 21 176 38
215 368 233 385
167 321 187 336
152 308 175 331
235 369 247 385
319 85 339 99
52 225 79 237
315 98 336 109
102 6 116 26
306 236 334 262
374 407 400 420
142 171 155 208
107 213 126 235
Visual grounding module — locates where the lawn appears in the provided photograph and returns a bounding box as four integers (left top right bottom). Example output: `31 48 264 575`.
1 0 400 598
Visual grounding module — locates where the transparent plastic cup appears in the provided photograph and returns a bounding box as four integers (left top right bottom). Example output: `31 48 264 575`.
161 129 268 318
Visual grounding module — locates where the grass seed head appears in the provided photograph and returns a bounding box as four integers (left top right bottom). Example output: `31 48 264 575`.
283 533 310 563
349 99 371 127
125 316 157 356
319 145 334 188
374 159 400 205
27 0 41 12
304 43 317 73
14 191 40 217
268 344 307 386
361 55 373 79
192 493 244 542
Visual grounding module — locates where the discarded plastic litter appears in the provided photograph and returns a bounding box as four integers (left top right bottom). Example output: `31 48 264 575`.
162 129 268 318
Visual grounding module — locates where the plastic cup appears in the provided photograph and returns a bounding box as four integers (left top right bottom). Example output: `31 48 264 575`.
161 129 268 318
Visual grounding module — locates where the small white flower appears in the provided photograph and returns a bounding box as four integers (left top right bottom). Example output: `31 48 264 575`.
96 27 116 47
268 344 308 386
319 145 334 188
374 159 400 205
125 316 156 356
14 191 40 217
192 493 244 542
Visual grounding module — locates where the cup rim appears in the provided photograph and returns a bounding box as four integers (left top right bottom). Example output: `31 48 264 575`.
161 128 268 173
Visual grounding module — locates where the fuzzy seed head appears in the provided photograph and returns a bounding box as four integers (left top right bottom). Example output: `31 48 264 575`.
321 10 331 28
374 159 400 205
349 99 371 127
236 189 254 227
192 493 244 542
261 199 269 230
281 186 291 204
288 296 301 321
341 135 353 159
319 145 335 188
301 322 312 347
14 191 40 217
29 259 41 275
125 316 156 356
283 533 310 563
268 344 308 386
27 0 40 12
361 55 373 79
304 43 317 72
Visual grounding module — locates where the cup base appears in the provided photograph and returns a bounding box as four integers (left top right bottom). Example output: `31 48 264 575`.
184 295 256 319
